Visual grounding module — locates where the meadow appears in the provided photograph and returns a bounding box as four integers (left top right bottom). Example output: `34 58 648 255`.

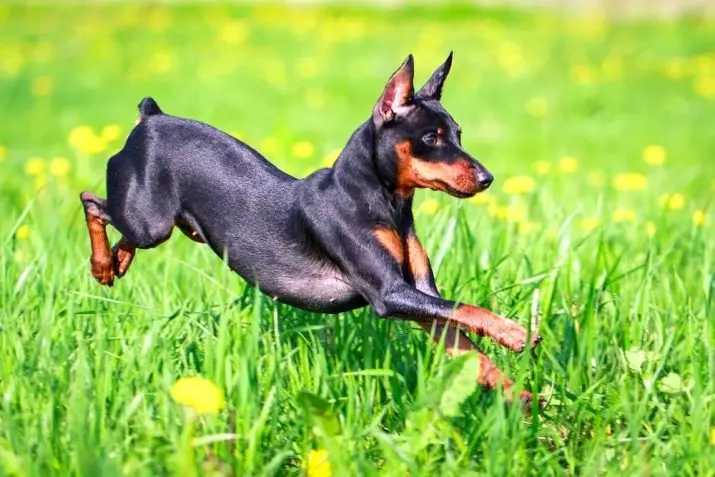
1 2 714 475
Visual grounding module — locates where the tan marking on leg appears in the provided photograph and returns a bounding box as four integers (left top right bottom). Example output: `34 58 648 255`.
83 208 114 286
112 237 136 278
406 234 430 282
451 304 541 352
418 321 535 408
373 226 404 264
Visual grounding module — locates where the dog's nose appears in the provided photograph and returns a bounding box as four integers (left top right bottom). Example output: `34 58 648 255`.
477 170 494 190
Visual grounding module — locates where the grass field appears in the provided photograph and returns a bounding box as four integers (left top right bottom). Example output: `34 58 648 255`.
1 3 714 475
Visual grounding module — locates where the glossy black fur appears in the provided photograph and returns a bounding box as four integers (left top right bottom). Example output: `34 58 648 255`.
85 54 494 317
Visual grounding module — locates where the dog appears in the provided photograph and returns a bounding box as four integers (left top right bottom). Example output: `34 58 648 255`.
80 53 541 407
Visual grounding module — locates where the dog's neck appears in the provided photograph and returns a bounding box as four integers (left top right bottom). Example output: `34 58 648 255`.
332 120 413 223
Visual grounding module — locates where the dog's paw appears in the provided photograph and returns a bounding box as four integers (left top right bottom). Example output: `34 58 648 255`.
112 243 135 278
90 254 114 286
495 318 542 353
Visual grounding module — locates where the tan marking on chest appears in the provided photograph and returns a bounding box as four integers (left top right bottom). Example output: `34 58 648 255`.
374 227 404 264
406 235 430 280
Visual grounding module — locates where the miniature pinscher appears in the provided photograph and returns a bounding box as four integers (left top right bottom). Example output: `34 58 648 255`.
80 53 541 406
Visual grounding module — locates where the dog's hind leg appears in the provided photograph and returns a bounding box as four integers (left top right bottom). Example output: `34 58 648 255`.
80 191 116 286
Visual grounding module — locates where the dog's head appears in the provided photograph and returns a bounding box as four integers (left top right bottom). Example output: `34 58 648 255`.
372 53 493 198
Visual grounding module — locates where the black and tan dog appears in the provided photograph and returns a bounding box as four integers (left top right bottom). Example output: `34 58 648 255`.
80 53 541 406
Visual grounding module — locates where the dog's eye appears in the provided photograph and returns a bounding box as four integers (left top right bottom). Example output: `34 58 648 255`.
422 133 439 146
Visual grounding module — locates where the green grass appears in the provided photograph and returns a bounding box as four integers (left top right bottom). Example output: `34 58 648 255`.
1 3 714 475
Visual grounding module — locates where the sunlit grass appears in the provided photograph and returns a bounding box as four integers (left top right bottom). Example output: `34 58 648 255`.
0 3 714 475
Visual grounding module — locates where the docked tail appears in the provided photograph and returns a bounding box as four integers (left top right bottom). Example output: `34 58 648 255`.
137 97 163 119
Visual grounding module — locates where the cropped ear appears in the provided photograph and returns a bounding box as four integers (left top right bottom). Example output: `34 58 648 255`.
373 54 415 126
416 51 453 101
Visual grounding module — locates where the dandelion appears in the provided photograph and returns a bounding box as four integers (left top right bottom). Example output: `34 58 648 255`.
170 376 224 415
305 88 326 109
49 157 70 178
534 160 551 175
16 225 30 240
101 124 122 142
646 221 656 238
219 21 248 45
417 199 440 215
292 141 315 160
642 145 666 166
502 175 535 195
0 144 6 163
612 207 636 223
68 125 106 154
321 148 341 167
559 156 579 174
579 216 599 232
694 75 715 99
25 157 45 176
525 97 548 118
498 204 527 223
612 173 647 191
587 170 606 188
259 137 279 156
518 221 537 236
659 193 685 211
469 192 496 207
305 449 331 477
31 76 54 96
693 210 707 226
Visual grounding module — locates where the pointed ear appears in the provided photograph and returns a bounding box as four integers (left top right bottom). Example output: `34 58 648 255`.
373 54 415 126
416 51 453 101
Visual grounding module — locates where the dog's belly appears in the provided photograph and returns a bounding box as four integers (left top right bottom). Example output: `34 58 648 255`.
266 271 367 313
266 270 367 314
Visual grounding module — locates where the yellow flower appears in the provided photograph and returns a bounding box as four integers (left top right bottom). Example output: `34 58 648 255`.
579 216 599 232
502 175 535 195
534 160 551 175
525 97 548 118
659 193 685 211
559 156 579 174
219 21 248 45
497 204 527 223
0 144 7 163
694 75 715 99
49 157 70 178
101 124 122 142
612 173 647 191
16 225 30 240
31 76 54 96
587 170 606 188
305 449 331 477
305 88 326 109
170 376 224 415
469 192 496 206
25 157 46 176
292 141 315 160
259 137 279 156
612 207 636 223
693 210 707 226
418 198 440 216
68 125 106 154
518 221 537 236
642 145 666 166
321 148 341 167
646 221 656 238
